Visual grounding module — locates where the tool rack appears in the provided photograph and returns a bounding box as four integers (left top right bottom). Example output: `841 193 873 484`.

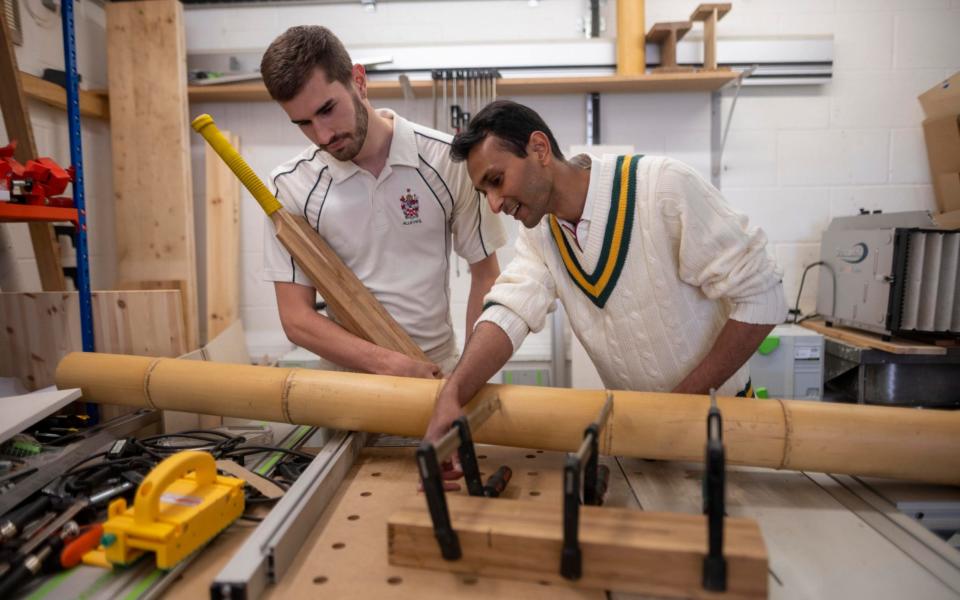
0 0 94 358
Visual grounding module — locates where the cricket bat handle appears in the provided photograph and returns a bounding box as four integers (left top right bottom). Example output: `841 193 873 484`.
191 114 282 216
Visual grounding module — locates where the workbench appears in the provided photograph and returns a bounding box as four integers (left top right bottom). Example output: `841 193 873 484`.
160 439 960 599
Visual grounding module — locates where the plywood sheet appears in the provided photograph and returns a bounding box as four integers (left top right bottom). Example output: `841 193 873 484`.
0 290 187 391
107 0 198 350
617 458 959 599
204 131 241 344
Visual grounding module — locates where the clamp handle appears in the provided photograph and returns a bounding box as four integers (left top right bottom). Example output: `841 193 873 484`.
133 451 216 526
191 114 283 216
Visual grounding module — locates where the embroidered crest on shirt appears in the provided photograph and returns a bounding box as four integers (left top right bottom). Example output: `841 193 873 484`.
400 189 422 225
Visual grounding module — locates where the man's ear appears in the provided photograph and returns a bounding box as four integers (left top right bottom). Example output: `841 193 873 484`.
528 131 552 164
351 64 368 99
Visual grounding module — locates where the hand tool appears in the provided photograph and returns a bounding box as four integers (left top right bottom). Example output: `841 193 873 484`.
191 115 428 362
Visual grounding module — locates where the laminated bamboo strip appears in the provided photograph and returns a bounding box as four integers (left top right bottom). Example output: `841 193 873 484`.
55 353 960 486
192 114 428 361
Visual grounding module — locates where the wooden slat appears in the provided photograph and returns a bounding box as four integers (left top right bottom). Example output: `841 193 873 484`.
187 71 740 103
0 290 187 390
19 71 109 120
617 459 960 599
389 495 767 599
690 3 732 21
0 10 65 291
800 319 946 355
204 131 241 343
108 0 199 350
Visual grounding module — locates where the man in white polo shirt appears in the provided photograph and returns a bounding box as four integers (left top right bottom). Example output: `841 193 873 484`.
259 26 506 377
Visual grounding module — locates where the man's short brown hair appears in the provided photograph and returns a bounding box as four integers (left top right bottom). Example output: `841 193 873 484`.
260 26 353 102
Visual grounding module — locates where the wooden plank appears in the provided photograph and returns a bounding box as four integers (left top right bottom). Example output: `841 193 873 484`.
187 71 740 103
617 458 960 599
107 0 199 351
616 0 645 76
389 496 767 599
19 71 109 120
0 10 65 291
0 290 187 391
690 3 732 21
800 319 946 355
204 131 241 343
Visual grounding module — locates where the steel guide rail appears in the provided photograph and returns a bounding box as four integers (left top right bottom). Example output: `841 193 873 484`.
210 430 364 599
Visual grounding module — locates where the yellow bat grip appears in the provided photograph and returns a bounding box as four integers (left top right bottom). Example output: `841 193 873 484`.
191 113 282 216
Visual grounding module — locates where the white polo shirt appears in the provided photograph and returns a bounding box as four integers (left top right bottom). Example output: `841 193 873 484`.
263 110 506 355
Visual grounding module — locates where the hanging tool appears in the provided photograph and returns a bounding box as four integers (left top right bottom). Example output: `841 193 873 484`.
99 451 244 569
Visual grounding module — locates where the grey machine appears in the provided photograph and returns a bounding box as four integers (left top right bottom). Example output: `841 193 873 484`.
814 211 960 408
816 211 960 338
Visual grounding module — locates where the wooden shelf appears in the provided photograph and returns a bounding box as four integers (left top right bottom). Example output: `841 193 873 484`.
0 203 79 224
20 72 109 120
188 71 740 103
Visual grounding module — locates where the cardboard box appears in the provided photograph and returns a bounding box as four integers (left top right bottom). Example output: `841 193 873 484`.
919 72 960 220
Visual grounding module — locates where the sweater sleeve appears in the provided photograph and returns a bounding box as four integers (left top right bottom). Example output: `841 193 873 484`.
658 159 787 325
476 224 558 351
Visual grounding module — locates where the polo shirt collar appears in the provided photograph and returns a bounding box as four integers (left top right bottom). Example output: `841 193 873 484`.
322 108 420 184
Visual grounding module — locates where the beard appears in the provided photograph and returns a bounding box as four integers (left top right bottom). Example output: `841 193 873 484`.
323 92 369 162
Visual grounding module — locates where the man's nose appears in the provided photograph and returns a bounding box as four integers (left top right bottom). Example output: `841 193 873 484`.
311 122 336 146
487 192 504 214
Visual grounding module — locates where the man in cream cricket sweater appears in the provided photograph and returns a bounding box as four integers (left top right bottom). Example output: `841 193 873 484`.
424 100 787 451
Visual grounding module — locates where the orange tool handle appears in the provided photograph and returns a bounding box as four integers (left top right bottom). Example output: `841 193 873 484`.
60 523 103 568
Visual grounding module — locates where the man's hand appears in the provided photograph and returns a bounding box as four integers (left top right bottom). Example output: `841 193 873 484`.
421 383 466 491
376 351 442 379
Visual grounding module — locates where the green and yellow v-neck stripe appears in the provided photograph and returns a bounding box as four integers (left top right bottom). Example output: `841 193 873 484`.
548 154 640 308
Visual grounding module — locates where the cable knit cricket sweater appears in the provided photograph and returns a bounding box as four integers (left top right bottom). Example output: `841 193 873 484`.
478 154 788 396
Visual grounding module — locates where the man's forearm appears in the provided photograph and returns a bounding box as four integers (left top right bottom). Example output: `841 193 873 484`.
672 319 775 395
444 321 515 407
283 310 407 374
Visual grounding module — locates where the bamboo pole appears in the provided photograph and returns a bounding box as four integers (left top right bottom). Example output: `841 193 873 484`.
616 0 646 76
55 353 960 486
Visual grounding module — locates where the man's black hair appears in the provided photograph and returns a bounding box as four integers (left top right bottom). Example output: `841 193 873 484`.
450 100 565 162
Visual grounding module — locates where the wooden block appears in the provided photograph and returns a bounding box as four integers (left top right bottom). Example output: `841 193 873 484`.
204 131 241 344
800 319 946 355
107 0 199 351
689 3 731 71
646 22 694 72
389 495 768 599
